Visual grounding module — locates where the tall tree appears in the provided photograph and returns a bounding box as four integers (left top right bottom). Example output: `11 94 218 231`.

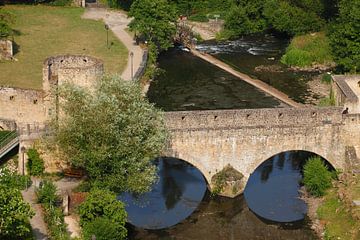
328 0 360 72
129 0 177 51
51 76 168 194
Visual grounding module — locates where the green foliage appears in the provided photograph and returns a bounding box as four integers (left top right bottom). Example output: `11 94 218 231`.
129 0 177 51
78 188 127 239
263 0 324 36
0 167 31 190
303 156 333 197
51 76 167 194
26 148 45 176
318 88 335 107
0 185 34 238
317 189 358 239
36 180 58 206
328 0 360 73
281 32 333 67
82 217 120 240
48 0 72 6
36 180 69 239
0 8 14 39
188 13 209 22
321 73 332 84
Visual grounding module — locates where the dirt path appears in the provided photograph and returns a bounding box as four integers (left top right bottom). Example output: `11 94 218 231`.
191 49 303 108
82 8 144 81
22 178 49 240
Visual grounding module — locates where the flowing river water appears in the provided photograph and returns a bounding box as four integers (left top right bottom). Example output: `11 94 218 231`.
123 35 322 239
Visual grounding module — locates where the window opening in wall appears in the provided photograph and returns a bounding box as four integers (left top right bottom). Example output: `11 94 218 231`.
312 112 317 117
182 116 185 120
83 59 87 63
214 116 218 120
278 113 283 118
60 60 64 63
9 96 14 101
33 99 38 104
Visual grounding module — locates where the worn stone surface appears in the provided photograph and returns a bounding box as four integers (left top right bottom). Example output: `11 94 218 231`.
332 75 360 113
0 40 13 60
164 107 360 197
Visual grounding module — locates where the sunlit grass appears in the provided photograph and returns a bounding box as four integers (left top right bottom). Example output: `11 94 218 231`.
0 5 128 89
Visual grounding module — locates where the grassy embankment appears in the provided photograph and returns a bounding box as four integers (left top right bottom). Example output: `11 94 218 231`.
281 32 334 68
317 177 360 240
0 5 128 89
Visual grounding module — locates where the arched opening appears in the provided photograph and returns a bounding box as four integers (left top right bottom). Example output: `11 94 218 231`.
118 157 208 229
244 150 334 223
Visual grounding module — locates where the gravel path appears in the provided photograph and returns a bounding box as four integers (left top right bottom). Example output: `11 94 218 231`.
82 8 144 81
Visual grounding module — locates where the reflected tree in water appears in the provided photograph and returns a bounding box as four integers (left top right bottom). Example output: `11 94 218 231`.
260 159 273 182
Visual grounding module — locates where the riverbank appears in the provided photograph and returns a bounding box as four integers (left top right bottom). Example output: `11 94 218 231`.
305 174 360 239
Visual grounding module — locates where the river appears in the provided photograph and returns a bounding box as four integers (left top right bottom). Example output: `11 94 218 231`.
125 35 320 239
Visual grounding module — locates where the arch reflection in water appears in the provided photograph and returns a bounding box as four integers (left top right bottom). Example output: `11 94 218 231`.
244 151 322 223
118 157 207 229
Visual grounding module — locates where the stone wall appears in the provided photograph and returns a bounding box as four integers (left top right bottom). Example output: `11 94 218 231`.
42 55 104 92
0 118 17 131
165 107 344 131
0 87 48 124
164 107 357 197
0 40 13 60
332 75 360 113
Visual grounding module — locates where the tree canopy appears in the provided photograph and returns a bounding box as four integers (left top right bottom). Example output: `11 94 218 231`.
52 76 167 194
129 0 177 51
328 0 360 72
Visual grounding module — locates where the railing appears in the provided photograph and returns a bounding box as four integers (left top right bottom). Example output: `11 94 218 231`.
0 131 19 159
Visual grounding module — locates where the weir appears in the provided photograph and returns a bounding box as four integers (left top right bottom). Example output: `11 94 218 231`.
190 48 303 108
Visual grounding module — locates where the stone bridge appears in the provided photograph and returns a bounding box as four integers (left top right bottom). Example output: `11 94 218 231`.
163 107 360 197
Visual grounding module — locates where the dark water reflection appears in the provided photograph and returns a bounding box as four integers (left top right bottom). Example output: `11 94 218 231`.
125 155 317 239
244 151 314 223
147 48 286 111
118 158 207 229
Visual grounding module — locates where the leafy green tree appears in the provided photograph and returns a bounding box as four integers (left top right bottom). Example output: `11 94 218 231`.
328 0 360 72
303 156 333 197
129 0 177 51
0 186 34 238
78 188 127 239
82 217 120 240
52 76 167 193
0 8 14 39
26 148 45 176
263 0 324 36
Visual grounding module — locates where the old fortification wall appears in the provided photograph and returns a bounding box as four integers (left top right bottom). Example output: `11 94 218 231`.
42 55 104 92
0 87 47 124
0 40 13 60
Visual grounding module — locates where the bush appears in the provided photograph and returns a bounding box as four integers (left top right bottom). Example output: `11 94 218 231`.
82 217 120 240
188 13 208 22
0 167 32 190
43 206 69 240
281 32 333 67
26 148 45 176
78 188 127 239
36 180 58 206
303 156 333 196
48 0 72 6
321 73 332 84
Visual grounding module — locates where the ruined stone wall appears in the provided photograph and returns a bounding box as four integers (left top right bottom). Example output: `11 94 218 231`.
164 107 351 196
332 75 360 113
0 40 13 60
0 87 47 124
42 55 104 92
0 118 17 130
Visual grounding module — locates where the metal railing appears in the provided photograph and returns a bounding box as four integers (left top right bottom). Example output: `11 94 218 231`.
0 131 19 158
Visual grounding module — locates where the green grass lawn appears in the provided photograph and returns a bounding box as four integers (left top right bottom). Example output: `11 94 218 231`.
0 5 128 90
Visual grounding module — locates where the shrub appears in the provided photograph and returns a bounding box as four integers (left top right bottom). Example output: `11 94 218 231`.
26 148 45 176
82 217 120 240
36 180 58 206
188 13 208 22
303 156 333 197
321 73 332 84
43 206 69 240
78 188 127 239
0 167 31 190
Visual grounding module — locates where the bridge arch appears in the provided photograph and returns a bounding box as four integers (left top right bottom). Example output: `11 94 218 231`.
249 147 340 178
160 155 211 186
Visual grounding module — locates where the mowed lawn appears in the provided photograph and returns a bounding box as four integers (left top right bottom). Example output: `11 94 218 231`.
0 5 128 89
